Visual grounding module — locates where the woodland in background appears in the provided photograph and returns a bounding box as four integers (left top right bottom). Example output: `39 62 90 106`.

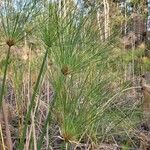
0 0 150 150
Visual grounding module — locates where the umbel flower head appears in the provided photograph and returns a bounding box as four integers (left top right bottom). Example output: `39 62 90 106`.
6 39 15 47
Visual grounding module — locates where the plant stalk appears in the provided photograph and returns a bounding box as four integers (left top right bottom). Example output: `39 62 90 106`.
0 46 11 107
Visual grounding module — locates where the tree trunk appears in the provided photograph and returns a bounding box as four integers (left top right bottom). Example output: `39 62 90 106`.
97 8 104 41
103 0 110 40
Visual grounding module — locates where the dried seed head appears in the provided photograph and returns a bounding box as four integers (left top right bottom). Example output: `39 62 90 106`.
61 65 69 76
6 39 15 47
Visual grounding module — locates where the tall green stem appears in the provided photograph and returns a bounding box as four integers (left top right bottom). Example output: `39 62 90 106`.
0 46 11 107
18 47 49 150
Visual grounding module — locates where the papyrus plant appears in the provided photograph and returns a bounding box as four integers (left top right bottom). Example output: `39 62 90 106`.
0 0 40 106
35 2 133 149
0 0 42 149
